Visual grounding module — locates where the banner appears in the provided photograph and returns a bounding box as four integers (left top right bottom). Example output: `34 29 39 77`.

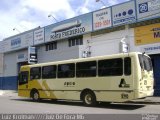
112 1 136 26
136 0 160 21
45 13 92 42
135 23 160 46
141 43 160 54
34 28 45 45
93 8 112 31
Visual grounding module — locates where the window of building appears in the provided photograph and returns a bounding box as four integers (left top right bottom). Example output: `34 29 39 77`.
76 61 97 77
68 36 83 47
45 41 57 51
98 58 123 76
42 65 57 79
124 57 131 75
58 63 75 78
30 67 41 80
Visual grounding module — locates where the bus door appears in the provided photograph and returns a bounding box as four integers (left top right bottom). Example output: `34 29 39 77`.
139 54 153 93
18 71 29 89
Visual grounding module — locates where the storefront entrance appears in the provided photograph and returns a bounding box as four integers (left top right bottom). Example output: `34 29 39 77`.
150 54 160 96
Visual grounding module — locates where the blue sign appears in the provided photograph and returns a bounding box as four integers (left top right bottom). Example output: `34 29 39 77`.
139 2 148 13
112 1 136 26
113 9 135 24
144 46 160 51
136 0 160 21
11 38 21 49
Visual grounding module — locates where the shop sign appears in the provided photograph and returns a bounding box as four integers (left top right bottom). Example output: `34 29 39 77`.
28 46 37 64
136 0 160 21
135 23 160 46
3 31 33 52
112 1 136 26
45 13 92 42
34 28 44 45
141 43 160 54
11 38 21 49
17 53 27 62
93 7 112 31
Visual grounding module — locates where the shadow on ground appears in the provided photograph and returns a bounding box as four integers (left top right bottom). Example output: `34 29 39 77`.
11 98 145 110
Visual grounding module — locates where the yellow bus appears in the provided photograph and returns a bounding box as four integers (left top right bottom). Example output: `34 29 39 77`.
18 52 154 106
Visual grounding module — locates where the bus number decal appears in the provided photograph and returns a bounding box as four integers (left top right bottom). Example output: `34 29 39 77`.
64 82 75 87
121 93 129 99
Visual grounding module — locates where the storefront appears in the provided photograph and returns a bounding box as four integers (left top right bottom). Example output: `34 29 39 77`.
135 23 160 96
0 0 160 95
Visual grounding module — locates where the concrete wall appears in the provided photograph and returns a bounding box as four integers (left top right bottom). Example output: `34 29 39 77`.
1 49 28 90
4 52 17 77
2 52 17 89
37 39 79 63
80 29 131 57
0 53 3 76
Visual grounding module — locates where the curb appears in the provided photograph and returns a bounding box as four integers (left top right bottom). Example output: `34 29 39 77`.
128 101 160 104
123 96 160 104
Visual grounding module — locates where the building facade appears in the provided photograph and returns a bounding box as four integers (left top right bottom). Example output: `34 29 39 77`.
0 0 160 95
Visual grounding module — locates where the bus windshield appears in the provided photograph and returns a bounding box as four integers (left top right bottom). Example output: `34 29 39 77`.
138 54 153 71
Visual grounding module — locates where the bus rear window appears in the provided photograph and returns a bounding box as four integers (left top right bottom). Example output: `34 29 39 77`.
138 54 153 71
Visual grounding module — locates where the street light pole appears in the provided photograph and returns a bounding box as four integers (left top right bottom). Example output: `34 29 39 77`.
13 28 21 33
96 0 106 7
48 14 58 22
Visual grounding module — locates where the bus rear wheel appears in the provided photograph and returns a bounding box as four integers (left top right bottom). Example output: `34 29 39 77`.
82 91 97 106
31 90 40 102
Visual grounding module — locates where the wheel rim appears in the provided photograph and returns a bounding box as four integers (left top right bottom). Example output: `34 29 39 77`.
84 94 92 105
33 92 39 100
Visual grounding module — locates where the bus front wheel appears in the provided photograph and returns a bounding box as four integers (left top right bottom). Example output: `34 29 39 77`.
82 91 97 106
31 90 40 102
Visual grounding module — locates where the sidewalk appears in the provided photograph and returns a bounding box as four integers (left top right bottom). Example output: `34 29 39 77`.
0 90 18 97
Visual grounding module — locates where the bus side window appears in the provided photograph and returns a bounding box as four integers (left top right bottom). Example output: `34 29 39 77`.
58 63 75 78
124 57 131 75
42 65 57 79
30 67 41 80
76 61 97 77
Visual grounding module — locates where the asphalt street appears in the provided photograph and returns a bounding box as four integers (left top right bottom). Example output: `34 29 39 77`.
0 91 160 114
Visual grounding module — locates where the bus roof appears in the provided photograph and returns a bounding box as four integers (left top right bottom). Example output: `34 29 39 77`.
22 52 144 68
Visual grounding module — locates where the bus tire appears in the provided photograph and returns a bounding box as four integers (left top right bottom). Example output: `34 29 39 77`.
31 90 40 102
82 91 97 106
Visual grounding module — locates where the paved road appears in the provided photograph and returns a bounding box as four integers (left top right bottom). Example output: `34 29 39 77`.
0 93 160 114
